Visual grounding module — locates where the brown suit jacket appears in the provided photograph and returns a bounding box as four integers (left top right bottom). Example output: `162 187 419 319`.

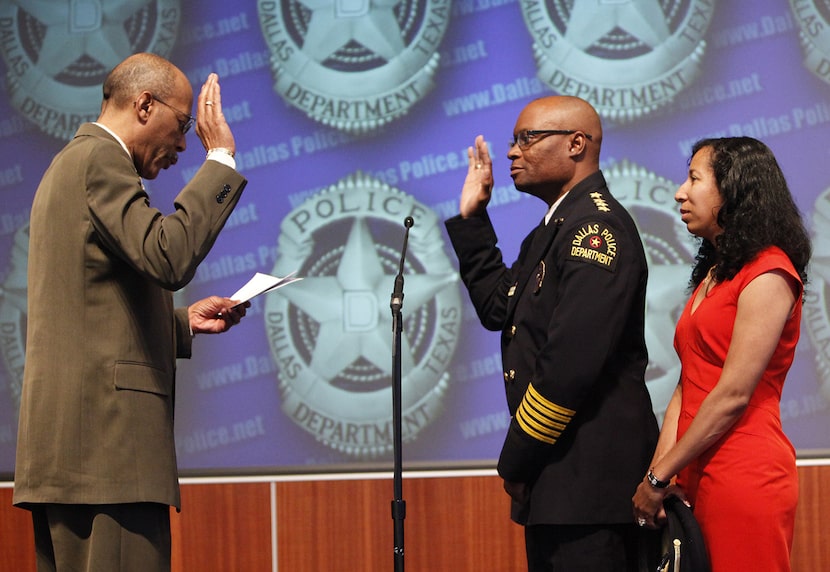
13 123 247 509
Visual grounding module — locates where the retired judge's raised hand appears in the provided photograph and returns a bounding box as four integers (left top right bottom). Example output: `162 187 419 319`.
195 73 235 155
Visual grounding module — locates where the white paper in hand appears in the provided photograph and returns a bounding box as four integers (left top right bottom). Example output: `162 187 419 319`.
230 271 302 305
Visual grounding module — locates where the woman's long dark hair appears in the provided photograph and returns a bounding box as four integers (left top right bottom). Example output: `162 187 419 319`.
688 137 811 288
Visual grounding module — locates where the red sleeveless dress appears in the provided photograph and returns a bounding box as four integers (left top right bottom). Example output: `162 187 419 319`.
673 247 800 571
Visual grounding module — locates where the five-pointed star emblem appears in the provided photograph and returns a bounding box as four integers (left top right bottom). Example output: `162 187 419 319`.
565 0 671 51
16 0 141 77
275 217 456 381
297 0 406 62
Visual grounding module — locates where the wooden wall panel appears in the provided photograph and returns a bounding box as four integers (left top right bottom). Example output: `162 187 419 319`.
0 487 35 572
275 478 389 571
402 475 525 571
275 475 526 572
791 465 830 570
1 465 829 571
171 482 272 572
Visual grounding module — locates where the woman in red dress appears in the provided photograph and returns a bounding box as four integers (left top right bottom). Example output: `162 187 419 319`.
632 137 811 570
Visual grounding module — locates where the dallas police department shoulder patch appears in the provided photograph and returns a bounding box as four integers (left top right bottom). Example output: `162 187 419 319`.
567 222 619 271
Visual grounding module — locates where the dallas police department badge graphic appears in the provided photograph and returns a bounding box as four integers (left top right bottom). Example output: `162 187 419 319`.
257 0 449 134
519 0 714 122
804 186 830 403
0 223 27 418
605 160 697 418
264 172 461 457
790 0 830 86
0 0 180 140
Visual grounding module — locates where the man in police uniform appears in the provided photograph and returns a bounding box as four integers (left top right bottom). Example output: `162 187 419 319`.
445 96 658 571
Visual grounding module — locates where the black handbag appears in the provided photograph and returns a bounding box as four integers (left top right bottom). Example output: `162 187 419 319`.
639 495 711 572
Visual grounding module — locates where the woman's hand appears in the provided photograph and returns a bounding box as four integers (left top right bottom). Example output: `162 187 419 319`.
633 482 686 529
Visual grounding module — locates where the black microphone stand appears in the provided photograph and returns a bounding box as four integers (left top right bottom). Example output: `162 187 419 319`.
390 216 413 572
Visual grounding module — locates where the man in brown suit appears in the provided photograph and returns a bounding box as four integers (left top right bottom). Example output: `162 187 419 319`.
13 53 250 571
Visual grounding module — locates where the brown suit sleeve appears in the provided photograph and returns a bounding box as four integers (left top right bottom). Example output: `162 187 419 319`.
85 146 247 290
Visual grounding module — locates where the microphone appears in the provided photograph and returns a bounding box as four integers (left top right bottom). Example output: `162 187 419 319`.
390 217 414 312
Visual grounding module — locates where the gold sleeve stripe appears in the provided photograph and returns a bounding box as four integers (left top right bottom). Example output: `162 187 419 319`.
516 401 565 442
516 409 561 445
527 383 576 418
516 409 558 444
525 387 572 424
515 383 575 444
